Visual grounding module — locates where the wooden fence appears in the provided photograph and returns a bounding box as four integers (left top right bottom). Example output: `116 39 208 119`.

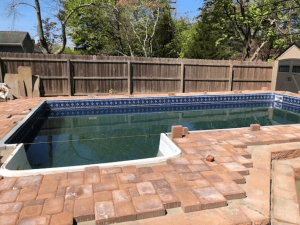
0 53 274 96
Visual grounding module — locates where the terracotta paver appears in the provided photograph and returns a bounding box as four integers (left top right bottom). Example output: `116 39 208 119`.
95 201 115 225
0 214 19 225
42 197 64 215
192 187 227 210
50 212 73 225
74 197 94 222
17 215 51 225
132 195 165 220
114 202 137 223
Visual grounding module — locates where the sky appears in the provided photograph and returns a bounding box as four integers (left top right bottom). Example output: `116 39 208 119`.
0 0 203 43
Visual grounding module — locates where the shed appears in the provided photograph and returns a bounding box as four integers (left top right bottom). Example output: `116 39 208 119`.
273 42 300 93
0 31 34 53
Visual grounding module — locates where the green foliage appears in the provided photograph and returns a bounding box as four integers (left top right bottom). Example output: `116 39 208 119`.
52 46 89 55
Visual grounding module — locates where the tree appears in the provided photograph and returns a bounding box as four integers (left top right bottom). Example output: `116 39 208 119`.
201 0 300 61
4 0 103 54
64 0 168 57
177 12 242 59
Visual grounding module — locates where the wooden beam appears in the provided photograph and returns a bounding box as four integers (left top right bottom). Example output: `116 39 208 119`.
132 77 181 81
40 76 68 79
180 62 185 93
128 61 132 95
67 60 72 96
233 79 272 82
185 79 229 82
228 63 233 91
1 58 67 62
73 77 127 80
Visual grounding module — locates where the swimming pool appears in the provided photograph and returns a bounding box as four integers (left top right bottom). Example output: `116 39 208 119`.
1 92 299 176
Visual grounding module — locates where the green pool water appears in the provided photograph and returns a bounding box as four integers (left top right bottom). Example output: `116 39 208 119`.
24 105 300 169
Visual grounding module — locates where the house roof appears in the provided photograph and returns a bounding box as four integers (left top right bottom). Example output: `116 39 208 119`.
0 31 29 44
275 42 300 59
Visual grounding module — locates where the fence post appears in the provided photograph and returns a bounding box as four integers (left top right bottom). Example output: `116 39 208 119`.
228 62 234 91
0 58 3 83
180 62 185 93
128 61 132 94
67 60 72 96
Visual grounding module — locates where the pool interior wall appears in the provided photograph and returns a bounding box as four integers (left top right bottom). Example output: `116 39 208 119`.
1 92 300 175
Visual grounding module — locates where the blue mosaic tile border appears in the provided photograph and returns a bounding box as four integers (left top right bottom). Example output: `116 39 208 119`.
48 101 273 118
47 93 274 110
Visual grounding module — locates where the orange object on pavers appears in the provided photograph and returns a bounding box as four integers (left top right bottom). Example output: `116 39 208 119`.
206 155 214 162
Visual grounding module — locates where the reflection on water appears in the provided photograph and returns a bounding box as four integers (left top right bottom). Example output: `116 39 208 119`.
22 104 300 169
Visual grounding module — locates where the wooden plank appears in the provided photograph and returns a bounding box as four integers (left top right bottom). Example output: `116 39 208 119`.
233 79 272 82
40 77 68 79
128 61 132 95
44 93 69 96
180 62 185 93
228 63 233 91
1 58 67 62
133 77 181 81
67 60 72 96
73 77 127 80
185 78 229 82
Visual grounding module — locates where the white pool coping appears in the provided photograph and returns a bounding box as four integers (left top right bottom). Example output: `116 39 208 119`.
0 133 181 177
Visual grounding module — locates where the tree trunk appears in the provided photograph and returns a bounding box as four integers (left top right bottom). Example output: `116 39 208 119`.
35 0 49 54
